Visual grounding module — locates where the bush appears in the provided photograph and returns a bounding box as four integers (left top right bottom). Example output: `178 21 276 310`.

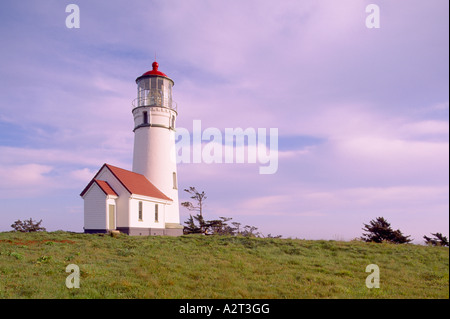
11 218 46 232
424 233 449 246
361 217 412 244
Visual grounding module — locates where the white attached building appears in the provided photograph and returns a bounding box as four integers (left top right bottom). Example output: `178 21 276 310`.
80 163 181 235
80 61 183 236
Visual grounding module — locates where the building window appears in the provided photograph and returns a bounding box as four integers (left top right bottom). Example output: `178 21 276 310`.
155 204 159 222
171 116 175 129
173 172 177 189
143 111 148 124
138 201 143 221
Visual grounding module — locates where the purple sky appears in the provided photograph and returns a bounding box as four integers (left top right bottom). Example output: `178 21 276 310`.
0 0 448 242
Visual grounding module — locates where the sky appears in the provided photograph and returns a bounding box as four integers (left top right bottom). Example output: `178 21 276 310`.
0 0 448 243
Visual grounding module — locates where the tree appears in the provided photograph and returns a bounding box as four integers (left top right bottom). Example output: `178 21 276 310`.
209 217 236 235
181 187 208 234
181 187 206 217
183 213 236 235
232 222 242 235
11 218 46 232
241 225 261 238
183 214 203 234
181 187 239 235
361 217 412 244
423 233 449 247
181 186 282 238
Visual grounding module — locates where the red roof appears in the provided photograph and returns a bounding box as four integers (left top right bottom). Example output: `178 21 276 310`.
141 61 168 77
94 180 118 196
80 164 172 202
136 61 174 84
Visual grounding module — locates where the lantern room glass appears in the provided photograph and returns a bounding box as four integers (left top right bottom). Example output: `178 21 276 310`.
137 77 173 109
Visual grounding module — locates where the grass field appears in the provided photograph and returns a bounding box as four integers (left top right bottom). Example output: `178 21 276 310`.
0 231 448 299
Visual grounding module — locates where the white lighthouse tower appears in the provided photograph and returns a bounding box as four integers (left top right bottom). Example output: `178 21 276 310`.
132 61 182 233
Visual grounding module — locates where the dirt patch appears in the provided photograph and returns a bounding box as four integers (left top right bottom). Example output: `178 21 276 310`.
0 239 76 246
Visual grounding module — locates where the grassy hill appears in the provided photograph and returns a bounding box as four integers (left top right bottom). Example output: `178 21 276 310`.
0 231 448 299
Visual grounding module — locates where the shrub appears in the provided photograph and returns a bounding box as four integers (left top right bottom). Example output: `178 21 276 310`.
10 218 46 233
10 252 23 260
424 233 449 246
361 217 412 244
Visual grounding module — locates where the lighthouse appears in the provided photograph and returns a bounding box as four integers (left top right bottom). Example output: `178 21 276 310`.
80 61 183 236
132 61 181 229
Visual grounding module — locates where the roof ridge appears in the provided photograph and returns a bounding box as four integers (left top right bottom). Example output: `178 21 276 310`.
81 163 172 202
94 179 118 196
104 164 172 201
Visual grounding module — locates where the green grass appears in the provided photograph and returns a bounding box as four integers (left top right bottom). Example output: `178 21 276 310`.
0 231 448 299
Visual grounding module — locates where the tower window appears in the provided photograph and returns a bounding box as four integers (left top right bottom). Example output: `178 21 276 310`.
138 201 143 221
155 204 159 222
143 111 148 124
173 172 177 189
171 116 175 129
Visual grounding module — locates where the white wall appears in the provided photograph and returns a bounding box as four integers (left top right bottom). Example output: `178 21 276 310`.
128 197 166 229
96 167 130 227
83 183 107 230
132 107 180 225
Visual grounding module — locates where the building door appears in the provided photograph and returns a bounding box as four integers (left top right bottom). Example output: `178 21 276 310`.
108 204 115 230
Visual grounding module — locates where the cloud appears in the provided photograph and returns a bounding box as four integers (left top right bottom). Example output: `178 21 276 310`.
230 185 448 216
197 181 448 241
69 168 97 183
398 120 449 139
0 145 129 198
335 137 448 165
0 145 127 168
0 163 53 197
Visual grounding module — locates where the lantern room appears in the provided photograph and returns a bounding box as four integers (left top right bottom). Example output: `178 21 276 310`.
133 61 176 110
